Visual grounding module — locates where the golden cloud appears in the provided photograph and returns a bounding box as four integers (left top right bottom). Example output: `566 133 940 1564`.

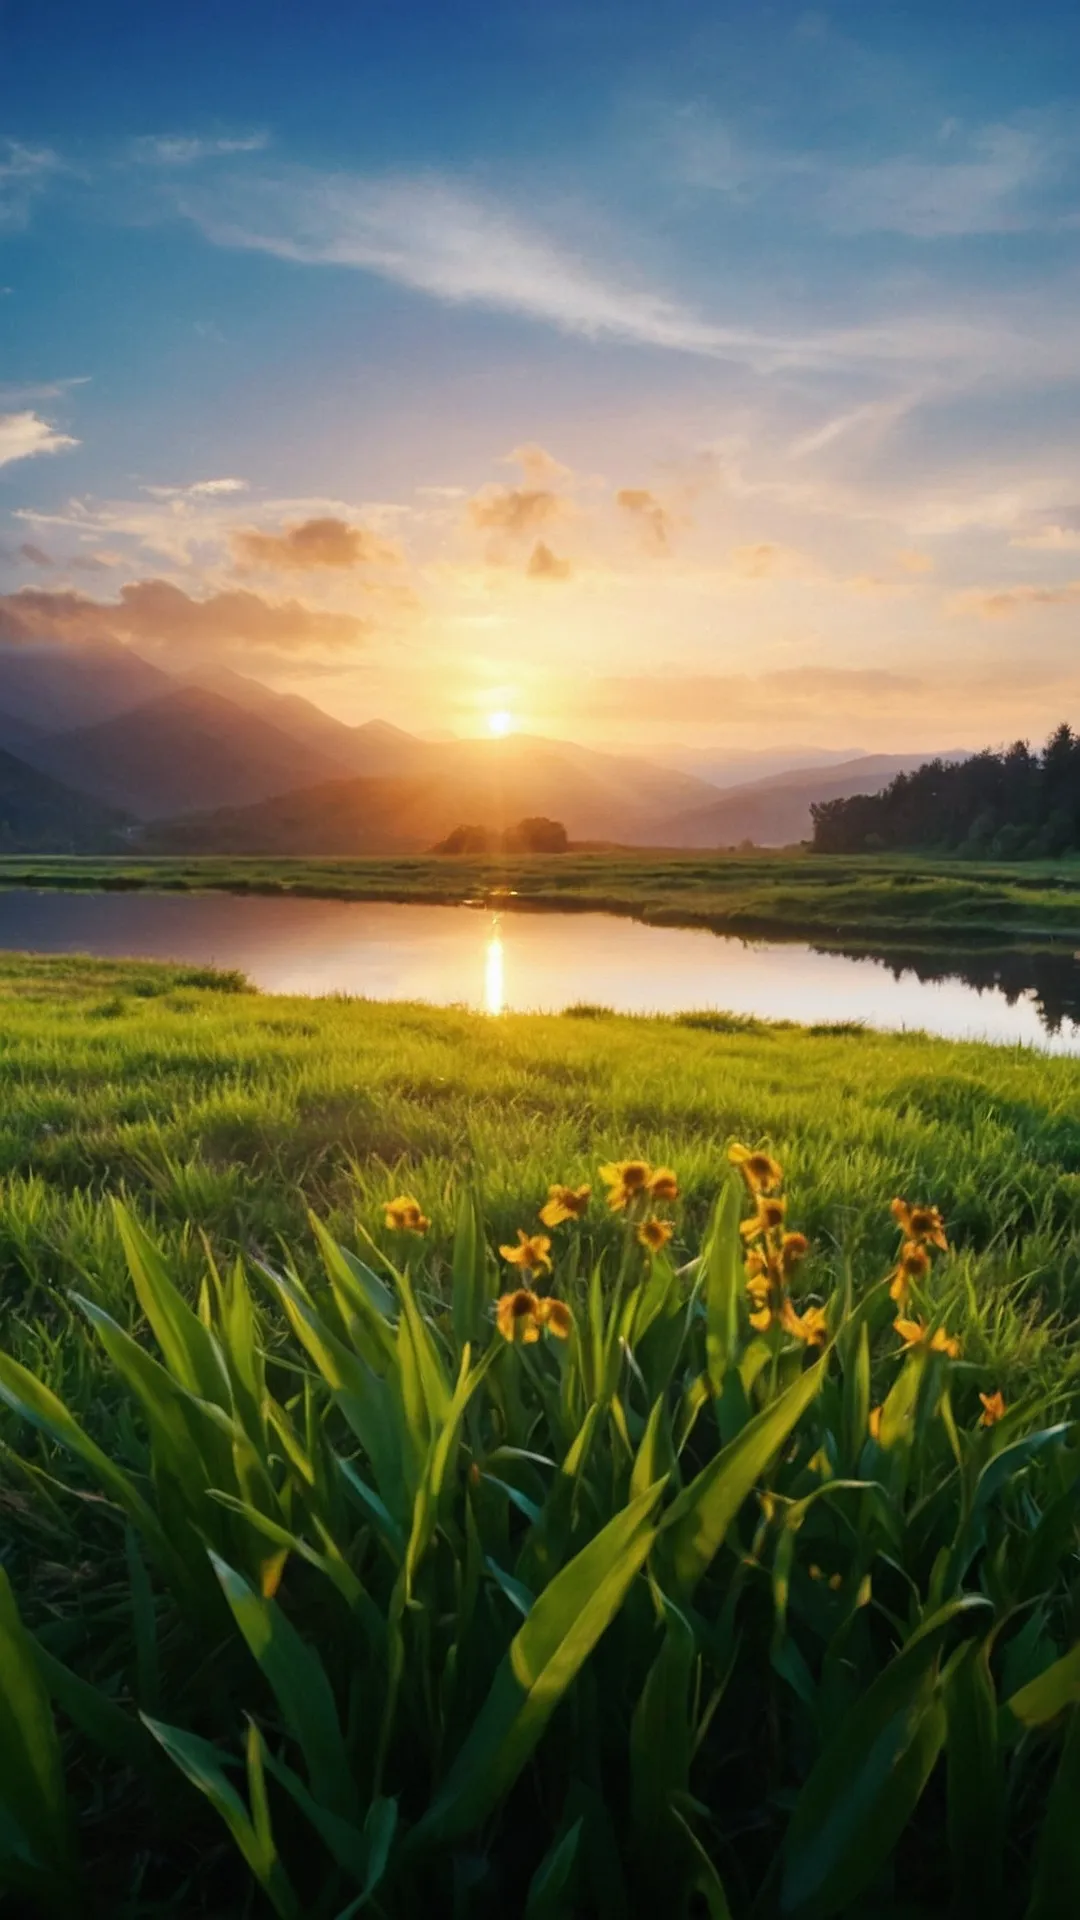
231 515 402 572
615 487 672 554
0 580 368 656
526 541 572 581
952 580 1080 618
466 484 564 538
589 666 918 724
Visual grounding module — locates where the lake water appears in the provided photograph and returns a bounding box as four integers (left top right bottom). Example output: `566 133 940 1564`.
1 888 1079 1052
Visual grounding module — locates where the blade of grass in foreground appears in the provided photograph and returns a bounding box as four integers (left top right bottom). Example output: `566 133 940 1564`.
413 1478 666 1844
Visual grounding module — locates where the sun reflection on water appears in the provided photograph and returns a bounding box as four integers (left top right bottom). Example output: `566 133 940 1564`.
483 920 505 1015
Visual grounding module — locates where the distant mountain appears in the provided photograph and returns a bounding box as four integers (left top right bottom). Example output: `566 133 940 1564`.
0 744 130 852
0 705 41 759
0 640 172 731
659 752 970 848
26 686 352 820
183 667 368 770
141 733 729 853
636 744 867 787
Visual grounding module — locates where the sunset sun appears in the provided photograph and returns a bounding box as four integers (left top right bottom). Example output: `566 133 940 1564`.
487 709 515 737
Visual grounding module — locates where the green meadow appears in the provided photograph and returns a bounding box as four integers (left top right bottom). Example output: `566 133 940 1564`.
2 954 1080 1915
4 847 1080 944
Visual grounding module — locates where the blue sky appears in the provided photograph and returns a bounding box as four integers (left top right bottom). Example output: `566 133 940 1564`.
2 0 1080 749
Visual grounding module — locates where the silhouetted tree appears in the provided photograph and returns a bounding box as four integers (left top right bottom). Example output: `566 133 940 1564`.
811 726 1080 857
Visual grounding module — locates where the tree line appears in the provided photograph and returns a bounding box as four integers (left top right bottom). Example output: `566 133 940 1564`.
811 724 1080 858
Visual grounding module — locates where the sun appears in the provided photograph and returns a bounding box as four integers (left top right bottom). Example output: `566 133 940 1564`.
487 709 515 737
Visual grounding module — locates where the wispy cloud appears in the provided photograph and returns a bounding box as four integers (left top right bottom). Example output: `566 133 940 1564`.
0 140 63 228
130 132 269 167
143 476 248 499
0 411 79 470
953 580 1080 617
667 107 1073 238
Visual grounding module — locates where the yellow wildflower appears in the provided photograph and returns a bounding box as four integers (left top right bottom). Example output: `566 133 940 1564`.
894 1315 961 1360
779 1299 828 1347
384 1194 430 1233
599 1160 652 1211
979 1389 1006 1427
868 1405 883 1440
890 1199 948 1250
728 1142 783 1194
744 1248 769 1280
536 1296 574 1340
499 1229 553 1277
647 1166 680 1203
828 1572 843 1592
780 1231 810 1275
889 1239 931 1304
637 1216 674 1253
539 1183 591 1228
740 1196 786 1242
495 1289 542 1343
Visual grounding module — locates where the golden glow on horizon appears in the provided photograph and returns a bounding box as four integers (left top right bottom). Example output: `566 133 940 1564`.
483 922 505 1015
487 709 515 737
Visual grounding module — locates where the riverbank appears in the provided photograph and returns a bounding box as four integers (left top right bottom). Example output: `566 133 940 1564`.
4 848 1080 945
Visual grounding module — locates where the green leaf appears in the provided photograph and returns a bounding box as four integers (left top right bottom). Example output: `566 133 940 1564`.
33 1638 152 1770
1006 1641 1080 1727
415 1479 665 1844
1025 1707 1080 1920
945 1637 1001 1911
451 1185 492 1351
781 1596 990 1917
209 1551 356 1820
661 1356 825 1598
0 1349 169 1563
112 1200 229 1408
525 1818 584 1920
309 1215 399 1374
0 1566 71 1883
142 1714 299 1919
630 1596 695 1843
669 1801 733 1920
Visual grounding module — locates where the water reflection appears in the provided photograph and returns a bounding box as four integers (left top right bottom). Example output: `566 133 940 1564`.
0 887 1076 1052
484 923 505 1016
834 942 1080 1037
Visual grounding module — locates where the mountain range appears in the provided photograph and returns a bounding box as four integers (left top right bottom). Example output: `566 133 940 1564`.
0 639 962 854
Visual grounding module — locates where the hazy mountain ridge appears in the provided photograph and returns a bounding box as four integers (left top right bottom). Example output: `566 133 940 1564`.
659 752 970 848
0 641 970 853
0 743 131 852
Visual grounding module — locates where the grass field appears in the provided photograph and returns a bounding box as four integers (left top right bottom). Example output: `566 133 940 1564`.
4 847 1080 946
2 955 1080 1914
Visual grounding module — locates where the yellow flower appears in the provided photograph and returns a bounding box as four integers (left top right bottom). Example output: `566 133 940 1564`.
894 1315 961 1360
740 1196 787 1242
779 1300 828 1347
868 1405 883 1440
599 1159 652 1211
499 1229 553 1277
780 1231 809 1275
647 1166 679 1203
889 1239 931 1304
384 1194 430 1233
537 1296 573 1340
728 1142 783 1194
979 1389 1006 1427
890 1198 948 1250
637 1216 674 1253
495 1289 542 1343
539 1183 591 1228
748 1303 774 1333
744 1248 769 1280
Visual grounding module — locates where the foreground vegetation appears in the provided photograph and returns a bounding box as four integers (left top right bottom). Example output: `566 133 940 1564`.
2 958 1080 1914
4 848 1080 945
